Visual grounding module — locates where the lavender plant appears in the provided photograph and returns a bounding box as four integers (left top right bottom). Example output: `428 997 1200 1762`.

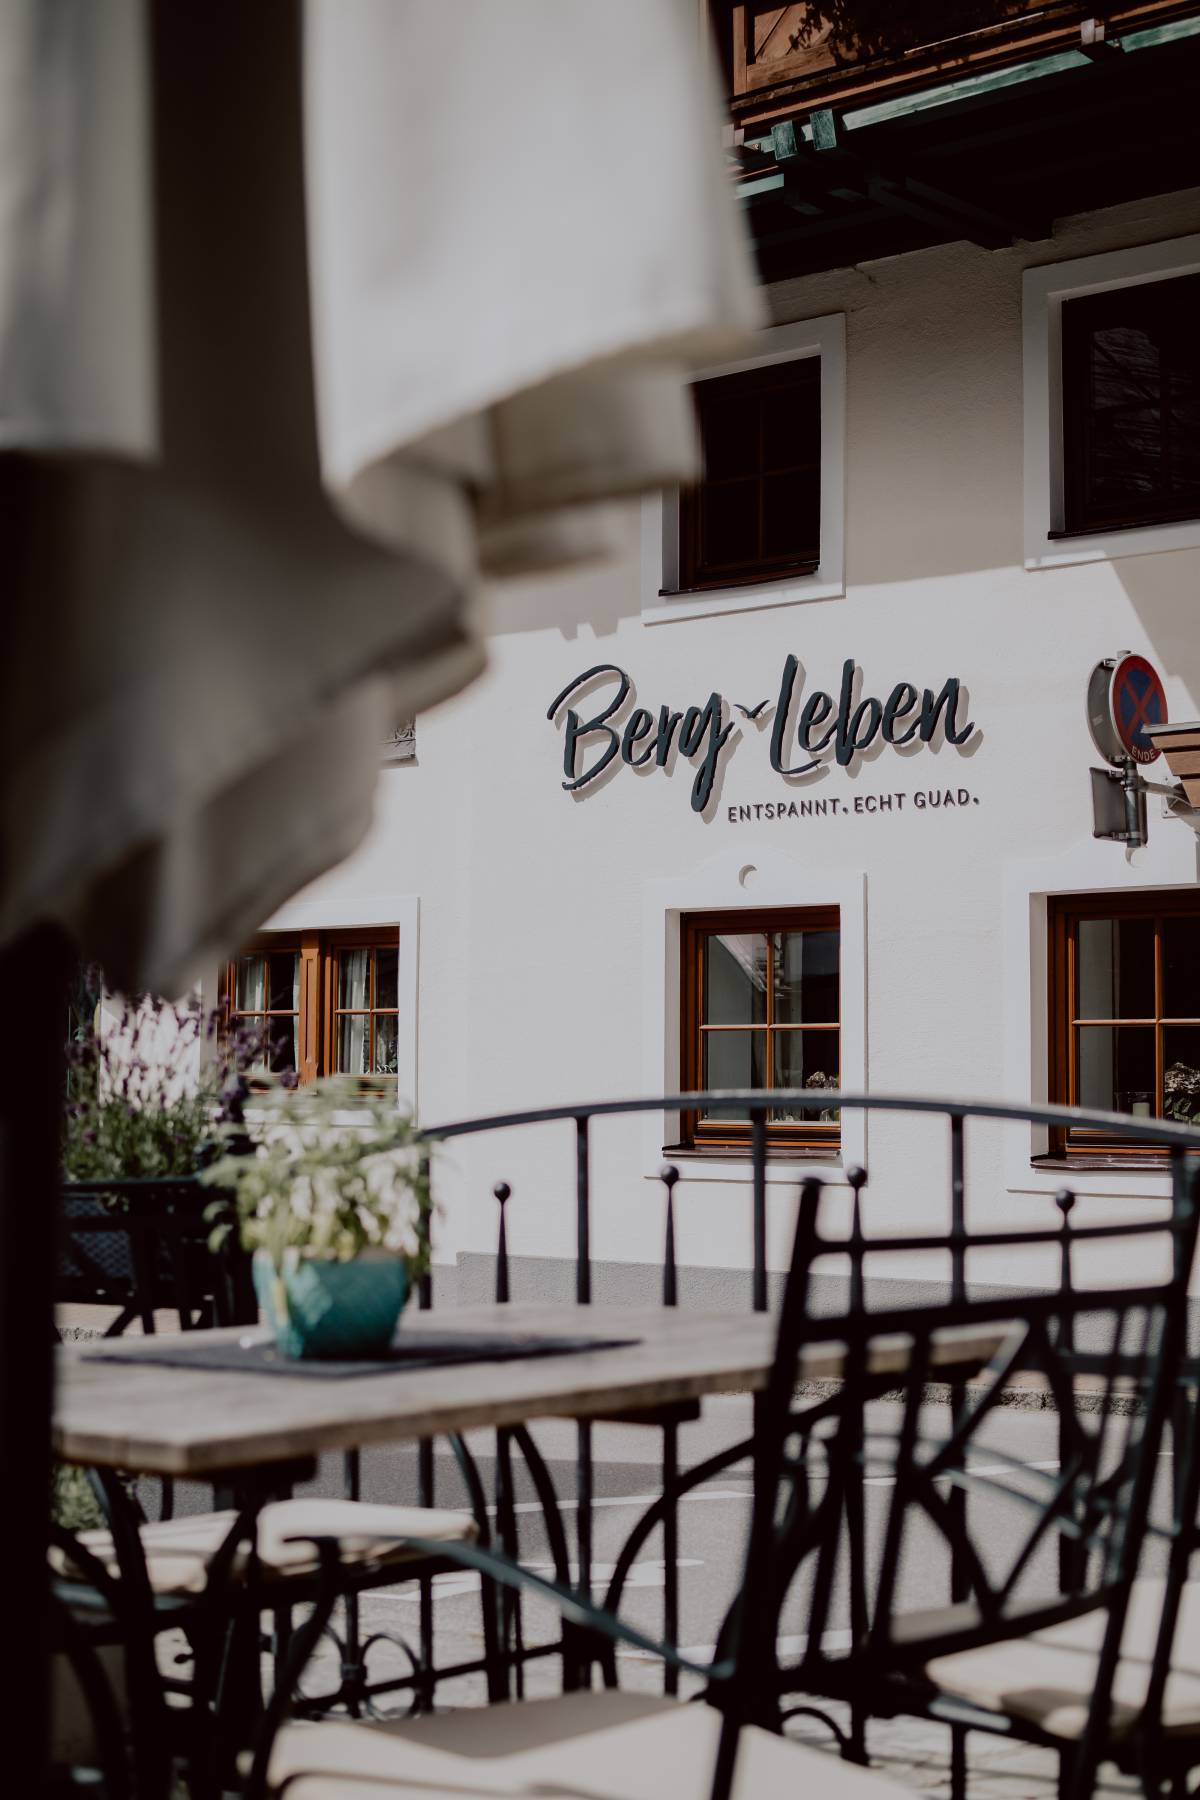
63 970 270 1181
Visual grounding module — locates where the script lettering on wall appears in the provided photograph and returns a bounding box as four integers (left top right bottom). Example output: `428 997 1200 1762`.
546 659 976 814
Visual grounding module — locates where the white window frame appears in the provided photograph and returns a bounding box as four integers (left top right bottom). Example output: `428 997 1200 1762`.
641 313 846 624
1001 827 1199 1204
641 851 866 1189
1023 233 1200 571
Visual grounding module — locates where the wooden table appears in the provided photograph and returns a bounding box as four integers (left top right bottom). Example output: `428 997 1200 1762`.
54 1302 1010 1477
54 1303 1013 1756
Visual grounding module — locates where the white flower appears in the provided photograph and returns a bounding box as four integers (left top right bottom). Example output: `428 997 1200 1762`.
200 1076 434 1275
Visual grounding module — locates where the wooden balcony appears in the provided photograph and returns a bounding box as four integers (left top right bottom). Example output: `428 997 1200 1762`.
710 4 1200 280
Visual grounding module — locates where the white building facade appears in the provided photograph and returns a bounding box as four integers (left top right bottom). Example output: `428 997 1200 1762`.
207 180 1200 1304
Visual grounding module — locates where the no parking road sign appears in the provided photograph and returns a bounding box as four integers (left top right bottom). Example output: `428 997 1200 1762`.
1088 653 1168 767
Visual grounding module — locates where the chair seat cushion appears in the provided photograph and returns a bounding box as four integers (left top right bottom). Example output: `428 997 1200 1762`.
51 1496 476 1598
267 1688 912 1799
926 1577 1200 1741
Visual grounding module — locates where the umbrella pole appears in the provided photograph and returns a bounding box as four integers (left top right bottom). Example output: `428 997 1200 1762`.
0 923 70 1793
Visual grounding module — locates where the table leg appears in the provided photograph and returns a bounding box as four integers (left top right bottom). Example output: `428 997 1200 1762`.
661 1419 679 1697
417 1435 437 1711
575 1419 595 1690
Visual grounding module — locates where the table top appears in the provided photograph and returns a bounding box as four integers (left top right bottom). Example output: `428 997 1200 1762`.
54 1304 1010 1477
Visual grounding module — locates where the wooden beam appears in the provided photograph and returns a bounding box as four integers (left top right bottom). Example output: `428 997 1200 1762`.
776 106 1049 247
865 171 1042 248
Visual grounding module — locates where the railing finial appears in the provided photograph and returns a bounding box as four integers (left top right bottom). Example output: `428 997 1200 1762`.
494 1181 511 1305
846 1164 868 1315
659 1164 680 1308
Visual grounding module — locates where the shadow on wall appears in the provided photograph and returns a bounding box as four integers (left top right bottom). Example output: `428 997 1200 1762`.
483 502 642 641
1115 545 1200 692
839 243 1027 589
483 190 1200 639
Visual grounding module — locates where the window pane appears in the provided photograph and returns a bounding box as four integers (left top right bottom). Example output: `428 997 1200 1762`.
267 951 299 1014
236 956 265 1012
701 1031 765 1119
1168 364 1200 496
1164 1027 1200 1126
761 379 819 472
374 1015 398 1077
698 389 758 481
1066 277 1200 527
1085 325 1163 513
236 1015 269 1068
761 472 819 563
701 480 757 570
704 935 767 1025
266 1016 297 1074
338 948 370 1011
1076 917 1154 1019
773 931 839 1025
1076 1025 1155 1115
337 1014 369 1076
772 1030 840 1123
376 946 399 1011
1163 917 1200 1018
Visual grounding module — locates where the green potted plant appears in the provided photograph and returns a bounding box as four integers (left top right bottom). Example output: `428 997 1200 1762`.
201 1077 432 1359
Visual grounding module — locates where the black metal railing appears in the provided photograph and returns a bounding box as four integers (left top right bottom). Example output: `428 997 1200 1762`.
51 1090 1200 1799
237 1088 1200 1800
416 1091 1200 1714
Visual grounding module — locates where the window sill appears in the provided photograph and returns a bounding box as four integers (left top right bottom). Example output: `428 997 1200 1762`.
663 1144 841 1164
1030 1153 1184 1173
1026 512 1200 570
643 567 844 625
659 563 819 597
1048 511 1200 541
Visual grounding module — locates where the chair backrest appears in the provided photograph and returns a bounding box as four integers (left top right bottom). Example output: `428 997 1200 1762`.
57 1176 254 1336
711 1166 1200 1782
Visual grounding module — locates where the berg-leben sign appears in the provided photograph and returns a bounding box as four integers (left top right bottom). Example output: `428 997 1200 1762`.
547 658 976 813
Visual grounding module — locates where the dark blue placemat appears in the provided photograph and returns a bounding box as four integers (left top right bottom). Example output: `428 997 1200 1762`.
85 1327 640 1379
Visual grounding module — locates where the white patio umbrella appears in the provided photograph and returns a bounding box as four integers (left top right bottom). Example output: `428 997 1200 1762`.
0 0 761 995
0 4 760 1786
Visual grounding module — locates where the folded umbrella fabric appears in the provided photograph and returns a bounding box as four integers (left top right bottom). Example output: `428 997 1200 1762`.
0 0 761 993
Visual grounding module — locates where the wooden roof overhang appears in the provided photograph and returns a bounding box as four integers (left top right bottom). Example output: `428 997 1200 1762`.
721 11 1200 282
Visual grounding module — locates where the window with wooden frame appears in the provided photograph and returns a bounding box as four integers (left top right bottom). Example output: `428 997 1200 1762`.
678 907 840 1153
675 355 821 592
1059 273 1200 538
1048 892 1200 1158
223 929 401 1089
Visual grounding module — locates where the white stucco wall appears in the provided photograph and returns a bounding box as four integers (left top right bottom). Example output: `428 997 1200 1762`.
236 185 1200 1295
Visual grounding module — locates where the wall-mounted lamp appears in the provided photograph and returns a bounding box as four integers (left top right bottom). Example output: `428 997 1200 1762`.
1144 722 1200 806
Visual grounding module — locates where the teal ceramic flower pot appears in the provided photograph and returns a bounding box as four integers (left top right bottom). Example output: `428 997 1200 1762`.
253 1249 410 1359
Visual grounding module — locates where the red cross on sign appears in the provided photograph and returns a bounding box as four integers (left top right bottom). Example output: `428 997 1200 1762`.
1110 655 1167 765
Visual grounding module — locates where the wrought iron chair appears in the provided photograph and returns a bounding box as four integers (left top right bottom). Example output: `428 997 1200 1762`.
424 1103 869 1708
417 1091 1200 1798
742 1142 1200 1800
238 1175 935 1800
58 1174 256 1340
1025 1260 1200 1800
52 1173 498 1788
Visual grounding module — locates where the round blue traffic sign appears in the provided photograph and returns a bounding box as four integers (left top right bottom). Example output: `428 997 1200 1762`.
1111 655 1167 764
